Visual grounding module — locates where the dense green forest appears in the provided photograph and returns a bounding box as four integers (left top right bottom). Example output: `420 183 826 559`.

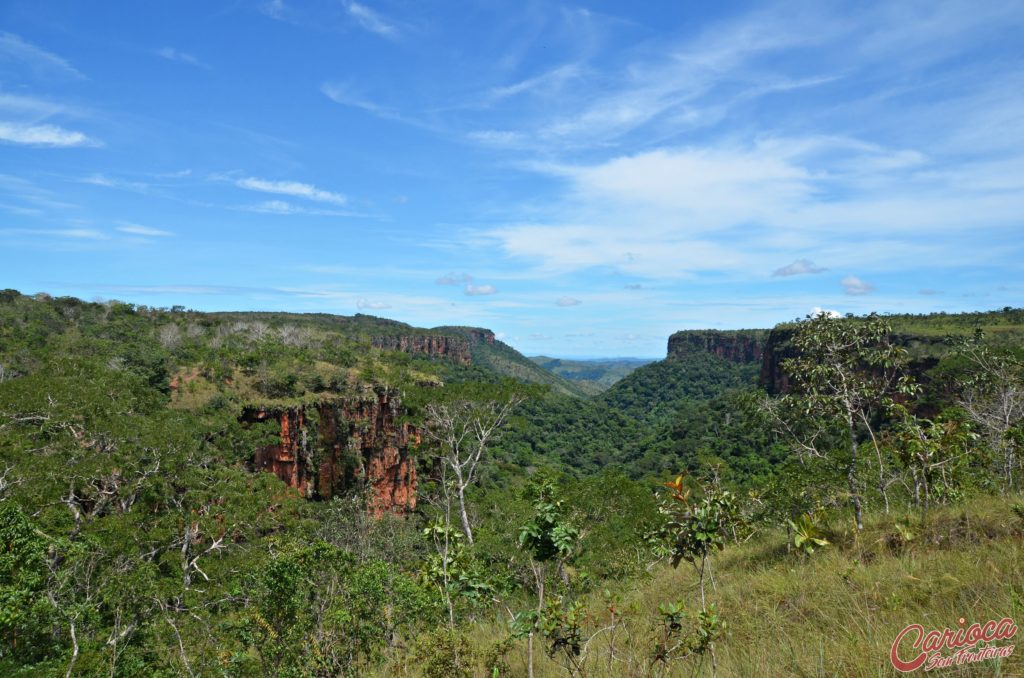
1 291 1022 676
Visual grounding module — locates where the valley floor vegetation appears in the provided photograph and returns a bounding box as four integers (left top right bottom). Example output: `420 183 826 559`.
1 291 1022 676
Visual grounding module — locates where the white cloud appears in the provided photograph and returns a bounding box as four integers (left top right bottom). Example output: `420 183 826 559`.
485 127 1024 280
488 64 582 103
81 174 148 191
810 306 841 318
260 0 286 18
242 200 357 217
465 284 497 296
346 2 397 38
0 32 84 79
235 177 346 205
155 47 208 69
0 227 106 240
117 224 173 237
841 276 875 295
357 298 391 310
466 129 530 148
248 199 297 214
0 122 97 147
556 296 582 307
436 272 473 285
0 92 66 119
773 259 827 277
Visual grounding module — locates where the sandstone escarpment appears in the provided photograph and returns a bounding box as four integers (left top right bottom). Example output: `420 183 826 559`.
758 327 945 396
243 390 417 515
370 335 473 364
667 330 767 364
370 328 495 365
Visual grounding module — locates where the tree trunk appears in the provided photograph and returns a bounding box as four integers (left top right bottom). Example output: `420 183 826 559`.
457 484 473 545
848 418 863 531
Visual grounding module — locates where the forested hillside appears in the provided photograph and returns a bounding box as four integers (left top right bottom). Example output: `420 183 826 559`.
2 292 1022 676
527 357 653 394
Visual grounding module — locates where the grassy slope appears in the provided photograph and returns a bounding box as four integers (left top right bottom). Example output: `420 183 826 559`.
381 494 1024 677
465 340 591 397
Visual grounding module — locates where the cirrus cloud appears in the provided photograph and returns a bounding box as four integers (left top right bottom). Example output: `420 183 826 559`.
841 276 875 295
0 122 98 147
773 258 828 277
235 176 346 205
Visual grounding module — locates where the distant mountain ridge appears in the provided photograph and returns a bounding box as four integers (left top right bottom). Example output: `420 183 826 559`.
527 356 654 394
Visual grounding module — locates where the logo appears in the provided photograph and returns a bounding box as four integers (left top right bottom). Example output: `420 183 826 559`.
890 616 1017 672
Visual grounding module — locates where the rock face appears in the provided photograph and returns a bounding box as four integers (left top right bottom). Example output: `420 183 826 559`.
370 328 495 365
667 330 767 364
371 335 472 364
758 327 946 396
243 390 417 515
758 327 795 395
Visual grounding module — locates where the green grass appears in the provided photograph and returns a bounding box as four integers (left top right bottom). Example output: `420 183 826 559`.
380 494 1024 677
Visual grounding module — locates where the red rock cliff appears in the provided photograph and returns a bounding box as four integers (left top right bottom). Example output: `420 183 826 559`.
370 335 473 364
243 390 417 515
370 328 495 365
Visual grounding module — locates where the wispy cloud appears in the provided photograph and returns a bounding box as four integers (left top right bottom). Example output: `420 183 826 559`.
465 9 840 151
465 284 497 296
436 272 473 285
773 259 827 277
0 92 67 119
556 296 582 307
81 174 148 191
488 63 582 103
116 224 173 237
259 0 288 20
155 47 209 69
0 227 106 240
346 2 398 38
841 276 874 295
357 298 391 310
0 122 98 147
235 177 346 205
241 200 359 217
320 83 399 118
0 32 84 80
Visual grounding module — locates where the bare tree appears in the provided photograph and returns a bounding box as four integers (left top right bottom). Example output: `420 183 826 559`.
421 390 523 545
157 323 182 349
956 341 1024 490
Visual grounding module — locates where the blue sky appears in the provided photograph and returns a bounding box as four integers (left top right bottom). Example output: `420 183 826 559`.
1 1 1022 358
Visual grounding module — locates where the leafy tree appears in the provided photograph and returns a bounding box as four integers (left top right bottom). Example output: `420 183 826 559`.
515 476 580 678
764 313 917 529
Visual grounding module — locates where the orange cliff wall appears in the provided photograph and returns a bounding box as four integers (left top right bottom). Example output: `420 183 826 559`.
243 391 418 515
370 335 473 364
